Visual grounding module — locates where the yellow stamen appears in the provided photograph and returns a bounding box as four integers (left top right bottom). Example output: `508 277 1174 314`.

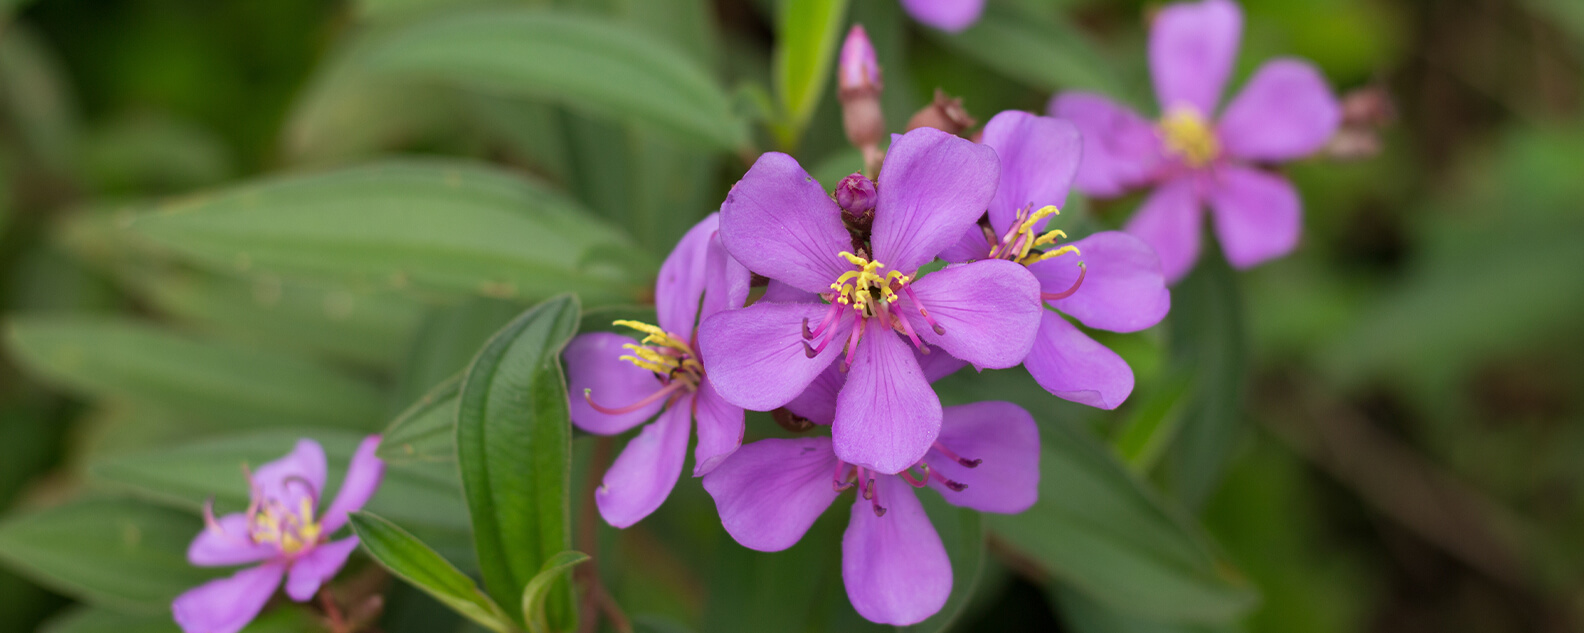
1158 106 1220 168
1023 244 1082 265
609 320 704 387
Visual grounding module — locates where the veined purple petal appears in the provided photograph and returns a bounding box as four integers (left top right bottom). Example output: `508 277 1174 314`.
1150 0 1243 116
284 537 359 601
702 437 842 552
188 513 276 567
321 435 383 534
1206 165 1302 269
172 561 286 633
915 344 968 383
1029 231 1171 333
1047 93 1163 198
565 333 665 435
900 0 986 32
833 320 941 475
1024 312 1134 409
927 402 1040 514
939 225 993 264
700 233 752 325
762 279 821 304
1217 59 1340 162
252 439 326 512
655 214 719 335
785 362 844 426
698 302 847 411
595 397 693 528
872 127 1000 273
1124 176 1204 283
719 153 852 294
981 111 1082 236
692 380 744 477
840 478 951 625
907 260 1043 370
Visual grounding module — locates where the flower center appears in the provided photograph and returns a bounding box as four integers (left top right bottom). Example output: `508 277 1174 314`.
1158 106 1220 168
988 205 1088 301
802 251 945 371
828 251 908 317
830 440 980 517
248 495 323 555
584 320 703 415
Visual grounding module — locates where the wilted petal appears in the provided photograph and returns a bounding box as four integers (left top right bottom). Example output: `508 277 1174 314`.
1206 165 1301 269
692 380 744 477
251 439 327 511
172 562 286 633
1024 312 1134 409
565 333 665 435
1124 176 1203 283
785 362 844 426
595 397 693 528
981 111 1082 236
927 402 1040 514
698 302 847 411
906 260 1043 370
702 437 842 552
655 213 719 335
1029 231 1171 333
284 537 359 601
841 478 951 625
900 0 986 32
1149 0 1243 116
1047 93 1163 198
321 435 383 534
833 320 941 475
719 153 853 293
700 234 752 323
188 513 276 567
872 127 1000 272
1217 59 1341 162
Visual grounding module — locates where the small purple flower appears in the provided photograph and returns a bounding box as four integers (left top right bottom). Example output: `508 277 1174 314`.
944 110 1172 409
1050 0 1341 282
900 0 986 33
565 213 751 528
698 127 1042 475
173 436 384 633
703 401 1039 625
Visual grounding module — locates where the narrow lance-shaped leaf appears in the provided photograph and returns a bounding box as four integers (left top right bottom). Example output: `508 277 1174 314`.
771 0 851 148
522 551 590 633
349 512 513 633
381 375 463 464
1165 256 1247 509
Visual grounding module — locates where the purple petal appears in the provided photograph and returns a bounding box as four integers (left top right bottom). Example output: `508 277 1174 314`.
1124 176 1204 283
1206 165 1301 269
698 302 846 411
981 111 1082 236
655 213 719 335
188 514 277 567
915 344 968 383
872 127 1000 273
832 320 942 475
284 537 359 601
784 361 844 426
1023 312 1134 409
595 396 693 528
700 233 752 323
1150 0 1243 116
762 279 821 304
1029 231 1171 333
939 225 993 264
840 478 952 625
927 401 1040 514
702 437 842 552
565 333 665 435
692 380 744 477
1217 59 1340 162
251 439 326 512
1048 93 1163 199
906 260 1043 370
900 0 986 32
718 153 852 293
321 435 384 534
172 562 286 633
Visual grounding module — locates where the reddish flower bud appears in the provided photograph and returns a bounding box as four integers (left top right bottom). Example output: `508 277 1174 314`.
836 173 877 215
906 89 976 136
839 25 885 172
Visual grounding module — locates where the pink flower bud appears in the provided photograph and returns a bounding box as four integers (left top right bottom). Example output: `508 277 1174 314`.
836 173 877 214
839 25 882 96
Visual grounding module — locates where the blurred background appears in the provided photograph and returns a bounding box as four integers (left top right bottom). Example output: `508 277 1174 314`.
0 0 1581 632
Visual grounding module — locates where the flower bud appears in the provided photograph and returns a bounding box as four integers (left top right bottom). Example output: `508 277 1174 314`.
906 89 976 136
839 25 882 97
838 25 885 171
836 173 877 215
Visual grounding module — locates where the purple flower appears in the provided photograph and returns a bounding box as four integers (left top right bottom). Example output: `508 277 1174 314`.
173 436 384 633
697 127 1042 475
944 110 1172 409
1050 0 1340 282
703 401 1039 625
900 0 986 33
565 213 751 528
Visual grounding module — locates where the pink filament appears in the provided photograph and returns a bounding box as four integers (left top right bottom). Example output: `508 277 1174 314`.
1040 265 1087 301
804 302 842 340
931 441 981 468
901 286 945 335
584 381 686 415
929 464 968 492
899 462 931 488
839 310 866 372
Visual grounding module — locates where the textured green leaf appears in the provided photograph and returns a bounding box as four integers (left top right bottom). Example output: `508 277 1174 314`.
381 375 462 464
350 512 512 633
772 0 850 148
123 160 649 304
521 551 589 633
928 0 1124 97
1165 256 1247 509
4 316 384 430
1113 371 1196 473
457 295 580 629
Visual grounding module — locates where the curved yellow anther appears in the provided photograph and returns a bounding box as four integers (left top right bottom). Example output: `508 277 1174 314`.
1025 244 1082 265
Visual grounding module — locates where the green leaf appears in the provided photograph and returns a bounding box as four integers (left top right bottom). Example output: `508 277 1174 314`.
928 0 1125 98
396 298 528 406
360 8 747 151
0 498 216 612
521 551 589 633
381 375 462 464
4 316 384 430
987 419 1257 623
1052 585 1231 633
123 159 650 304
349 512 513 633
0 22 78 170
771 0 850 148
457 295 580 629
1112 371 1196 473
40 605 322 633
1164 256 1247 509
